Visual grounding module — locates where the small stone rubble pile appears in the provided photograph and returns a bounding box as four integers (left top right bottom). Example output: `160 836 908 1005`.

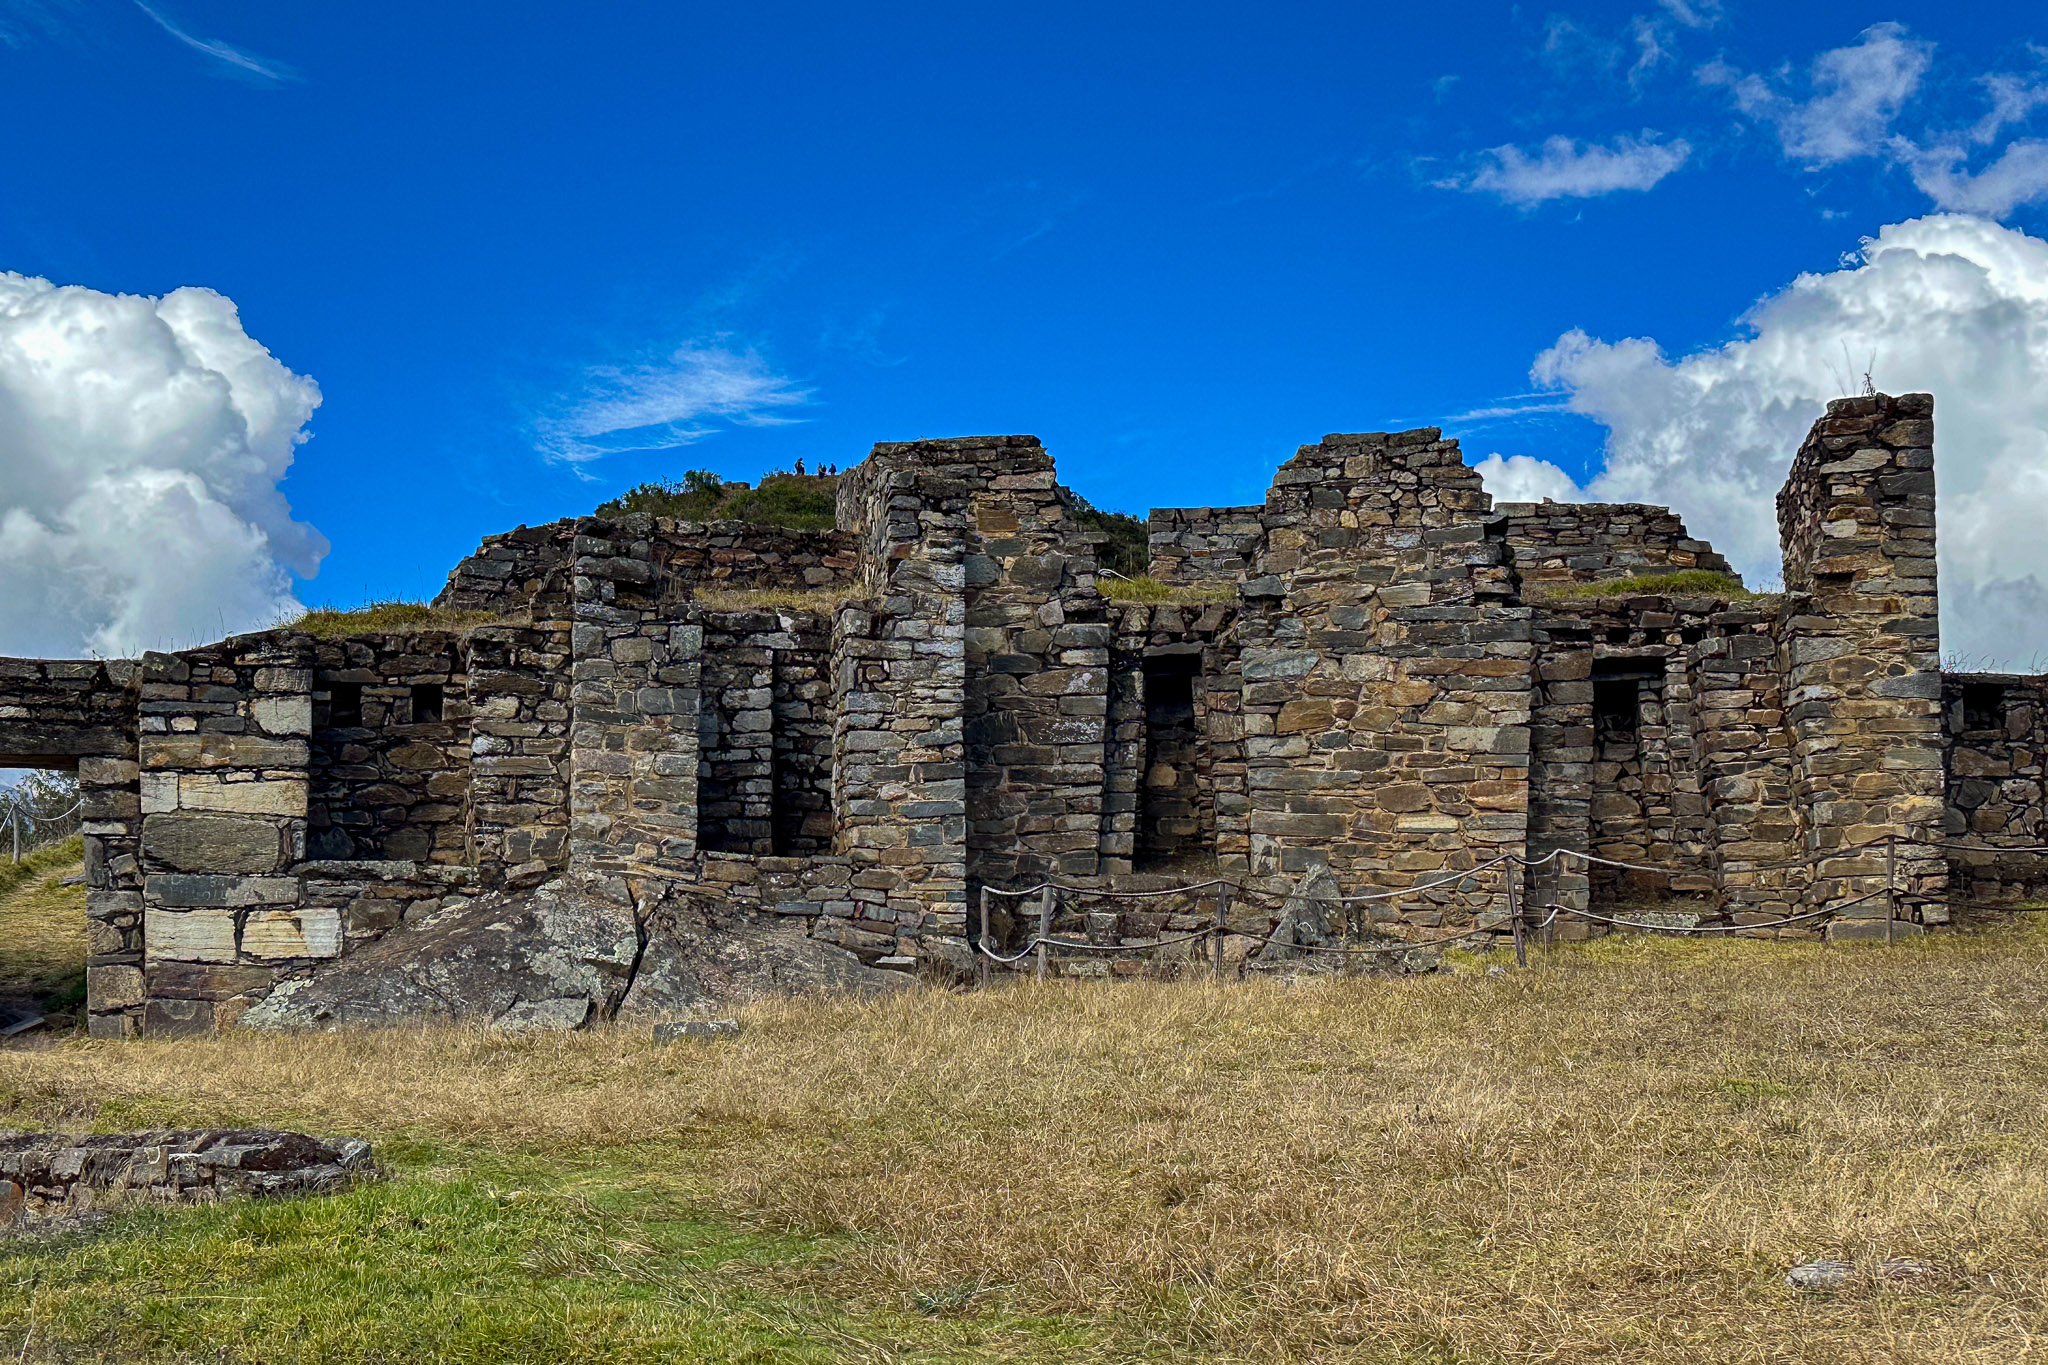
1 1129 375 1230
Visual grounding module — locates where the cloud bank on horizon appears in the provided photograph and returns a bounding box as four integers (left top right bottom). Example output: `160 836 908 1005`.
0 274 324 658
1474 213 2048 671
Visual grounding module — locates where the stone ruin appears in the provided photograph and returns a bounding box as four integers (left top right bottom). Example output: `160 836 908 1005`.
4 391 2040 1036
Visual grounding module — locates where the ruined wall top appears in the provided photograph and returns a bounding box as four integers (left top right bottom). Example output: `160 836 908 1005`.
1497 501 1734 590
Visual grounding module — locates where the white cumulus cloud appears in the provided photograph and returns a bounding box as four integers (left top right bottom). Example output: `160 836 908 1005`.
1457 133 1692 206
0 274 324 658
1471 452 1586 504
1474 215 2048 670
536 341 811 466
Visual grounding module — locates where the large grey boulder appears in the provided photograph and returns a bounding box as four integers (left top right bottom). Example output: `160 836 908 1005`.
241 877 641 1032
616 887 914 1023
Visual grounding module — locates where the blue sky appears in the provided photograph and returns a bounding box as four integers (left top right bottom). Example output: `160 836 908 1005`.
5 1 2048 662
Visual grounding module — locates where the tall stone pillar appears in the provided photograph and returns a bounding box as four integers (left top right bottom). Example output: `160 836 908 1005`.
1775 393 1948 928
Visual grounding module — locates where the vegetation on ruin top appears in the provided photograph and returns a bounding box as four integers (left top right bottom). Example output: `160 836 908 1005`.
597 469 840 531
1542 569 1758 601
287 601 513 639
691 586 852 614
1075 504 1150 578
1097 574 1236 605
10 918 2048 1361
0 835 85 1014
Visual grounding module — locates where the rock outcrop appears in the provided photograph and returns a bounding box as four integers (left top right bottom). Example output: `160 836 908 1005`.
238 876 913 1033
616 887 914 1022
241 877 641 1032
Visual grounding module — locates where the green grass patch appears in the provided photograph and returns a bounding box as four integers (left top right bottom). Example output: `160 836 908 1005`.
0 836 86 1010
286 601 512 640
0 1145 1105 1365
1097 576 1236 605
1541 570 1756 601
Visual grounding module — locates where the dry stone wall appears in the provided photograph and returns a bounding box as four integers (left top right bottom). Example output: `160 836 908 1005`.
309 635 469 863
1147 506 1267 584
1232 428 1530 924
8 388 2031 1034
1500 503 1732 590
1943 673 2048 903
1776 393 1948 925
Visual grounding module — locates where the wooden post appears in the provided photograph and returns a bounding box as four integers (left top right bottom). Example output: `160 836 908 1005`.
1036 886 1054 983
1510 868 1527 970
977 887 991 989
1212 887 1229 981
1885 834 1897 946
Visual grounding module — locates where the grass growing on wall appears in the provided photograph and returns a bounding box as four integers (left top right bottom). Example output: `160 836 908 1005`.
1542 569 1756 601
9 923 2048 1361
0 835 86 1011
286 601 513 639
1096 575 1236 605
691 587 853 614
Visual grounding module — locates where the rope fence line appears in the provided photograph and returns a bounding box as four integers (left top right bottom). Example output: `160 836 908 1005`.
970 830 2048 978
0 795 83 863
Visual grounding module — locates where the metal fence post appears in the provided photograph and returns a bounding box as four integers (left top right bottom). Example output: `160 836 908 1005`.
1885 834 1897 946
1212 887 1229 981
977 887 991 989
1036 885 1054 983
1510 867 1527 970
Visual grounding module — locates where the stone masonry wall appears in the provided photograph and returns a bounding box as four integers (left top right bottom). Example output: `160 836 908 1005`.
433 519 575 617
829 444 972 954
651 522 857 603
1500 503 1734 590
1776 393 1948 926
466 624 574 884
134 637 326 1037
1147 506 1267 584
567 517 703 874
958 440 1111 884
1943 673 2048 904
1235 428 1530 923
309 635 469 863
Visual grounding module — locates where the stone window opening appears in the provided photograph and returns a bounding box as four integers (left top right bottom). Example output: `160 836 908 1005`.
1963 681 2008 733
1136 649 1212 871
411 683 445 724
1593 675 1641 745
322 682 363 730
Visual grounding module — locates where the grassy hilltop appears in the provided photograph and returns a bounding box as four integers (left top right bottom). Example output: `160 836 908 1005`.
5 909 2048 1362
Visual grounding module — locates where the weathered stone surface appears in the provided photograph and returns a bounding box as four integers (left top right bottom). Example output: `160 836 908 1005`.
617 889 916 1021
0 1129 375 1230
239 877 640 1031
141 814 286 874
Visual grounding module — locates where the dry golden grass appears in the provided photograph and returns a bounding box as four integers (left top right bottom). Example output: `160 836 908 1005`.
9 924 2048 1360
692 586 853 613
1098 575 1236 605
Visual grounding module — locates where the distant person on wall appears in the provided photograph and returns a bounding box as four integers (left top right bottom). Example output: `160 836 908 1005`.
795 458 806 475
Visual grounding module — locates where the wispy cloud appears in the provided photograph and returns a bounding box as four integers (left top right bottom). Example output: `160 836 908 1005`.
1698 22 1931 168
1448 132 1692 206
535 342 813 467
134 1 296 83
0 0 83 49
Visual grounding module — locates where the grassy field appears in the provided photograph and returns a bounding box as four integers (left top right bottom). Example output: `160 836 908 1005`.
0 836 86 1014
5 915 2048 1361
